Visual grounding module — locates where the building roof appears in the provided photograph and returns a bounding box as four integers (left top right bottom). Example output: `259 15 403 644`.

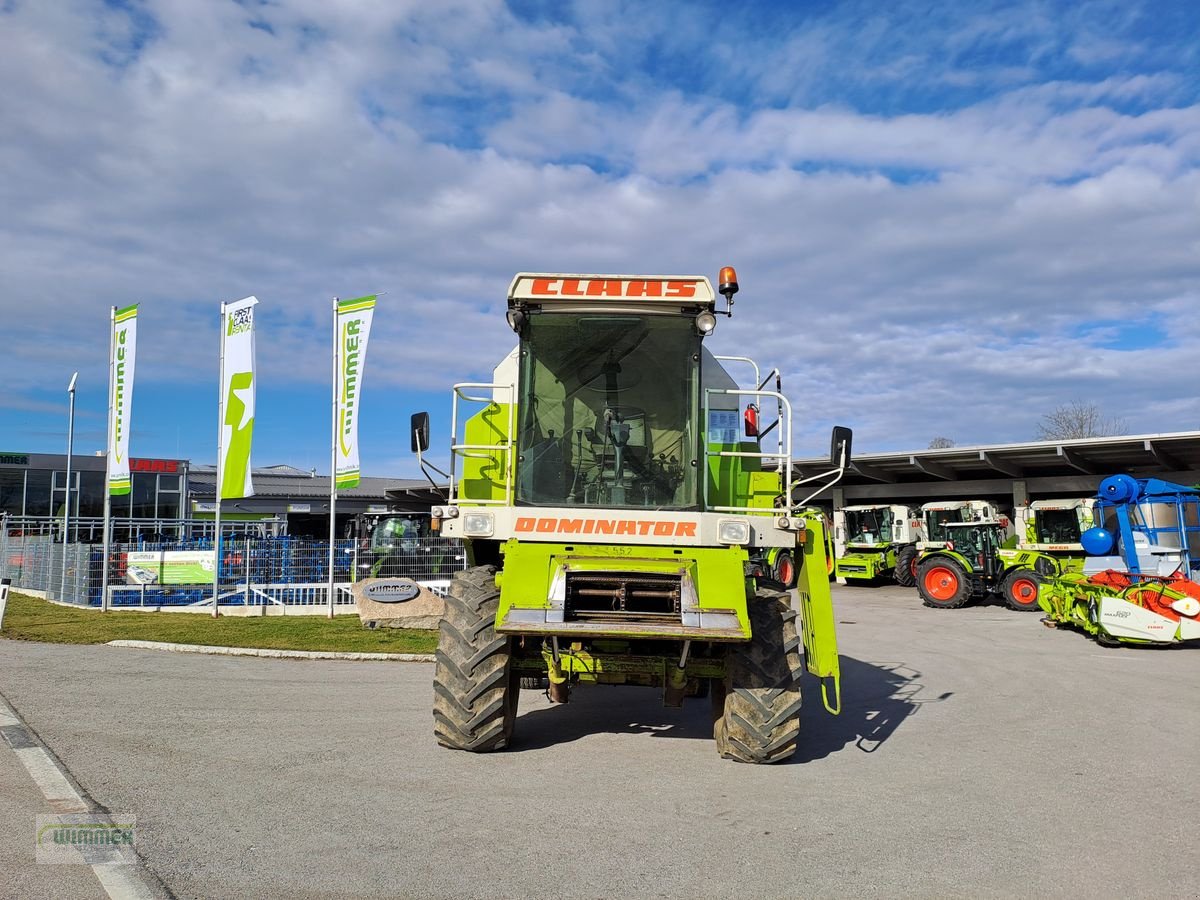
792 430 1200 488
188 465 432 503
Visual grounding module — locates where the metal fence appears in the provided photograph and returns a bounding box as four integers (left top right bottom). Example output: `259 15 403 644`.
0 525 466 611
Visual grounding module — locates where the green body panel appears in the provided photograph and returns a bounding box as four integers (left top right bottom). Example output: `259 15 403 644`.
460 402 511 503
496 539 752 639
835 546 895 581
795 512 841 713
706 441 778 512
1038 574 1108 639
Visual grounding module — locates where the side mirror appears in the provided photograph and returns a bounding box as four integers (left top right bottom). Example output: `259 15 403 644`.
830 426 853 469
411 412 430 455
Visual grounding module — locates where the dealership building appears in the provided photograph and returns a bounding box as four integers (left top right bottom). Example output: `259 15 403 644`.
0 452 438 540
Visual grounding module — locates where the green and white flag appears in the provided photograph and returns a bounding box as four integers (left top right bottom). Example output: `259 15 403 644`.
219 296 258 500
107 304 138 495
335 295 376 490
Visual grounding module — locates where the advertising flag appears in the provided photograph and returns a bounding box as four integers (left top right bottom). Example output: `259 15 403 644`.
219 296 258 500
335 295 376 490
107 304 138 495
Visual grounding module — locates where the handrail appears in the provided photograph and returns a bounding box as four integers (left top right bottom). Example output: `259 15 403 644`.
702 387 792 515
448 382 516 507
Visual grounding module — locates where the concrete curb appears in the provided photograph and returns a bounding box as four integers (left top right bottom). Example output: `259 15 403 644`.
106 640 435 662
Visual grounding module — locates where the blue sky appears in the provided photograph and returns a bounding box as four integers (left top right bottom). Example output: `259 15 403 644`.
1 0 1198 476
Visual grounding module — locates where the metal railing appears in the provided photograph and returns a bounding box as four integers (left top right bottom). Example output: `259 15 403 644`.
1 524 466 612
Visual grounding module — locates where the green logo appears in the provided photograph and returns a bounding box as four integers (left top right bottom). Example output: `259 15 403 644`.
222 371 254 499
340 319 362 456
112 325 129 462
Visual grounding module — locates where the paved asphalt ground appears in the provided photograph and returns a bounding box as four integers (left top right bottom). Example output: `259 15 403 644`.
1 584 1197 899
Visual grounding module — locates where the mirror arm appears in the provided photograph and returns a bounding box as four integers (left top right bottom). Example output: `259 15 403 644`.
413 438 449 500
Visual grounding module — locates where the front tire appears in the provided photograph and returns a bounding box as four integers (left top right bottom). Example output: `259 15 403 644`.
894 545 918 587
714 587 803 764
917 557 972 609
433 565 518 752
773 550 797 589
1000 569 1043 611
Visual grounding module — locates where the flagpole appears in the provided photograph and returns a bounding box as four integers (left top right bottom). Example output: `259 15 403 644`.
328 298 339 618
214 301 226 618
100 307 116 612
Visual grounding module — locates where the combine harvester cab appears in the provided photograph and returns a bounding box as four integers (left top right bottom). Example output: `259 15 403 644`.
1014 498 1098 572
420 269 853 763
1038 475 1200 646
833 504 924 586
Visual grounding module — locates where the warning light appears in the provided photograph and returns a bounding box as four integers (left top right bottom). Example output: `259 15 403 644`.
718 266 739 301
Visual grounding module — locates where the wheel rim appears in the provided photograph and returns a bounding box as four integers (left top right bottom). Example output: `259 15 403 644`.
778 555 795 585
1009 577 1038 607
910 556 919 578
923 566 959 601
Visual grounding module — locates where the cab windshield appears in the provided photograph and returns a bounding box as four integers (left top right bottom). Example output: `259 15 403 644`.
1036 508 1082 543
845 508 895 544
925 509 962 543
515 313 700 509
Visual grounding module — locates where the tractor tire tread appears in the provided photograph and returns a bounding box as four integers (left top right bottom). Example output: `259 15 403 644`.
432 565 517 752
714 587 803 764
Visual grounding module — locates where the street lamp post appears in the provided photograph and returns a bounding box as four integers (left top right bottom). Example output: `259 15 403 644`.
61 372 78 601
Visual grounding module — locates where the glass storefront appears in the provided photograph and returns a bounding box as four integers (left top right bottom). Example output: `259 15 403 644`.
0 457 188 526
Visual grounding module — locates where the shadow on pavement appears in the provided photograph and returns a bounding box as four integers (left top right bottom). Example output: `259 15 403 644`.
511 655 949 759
790 657 950 763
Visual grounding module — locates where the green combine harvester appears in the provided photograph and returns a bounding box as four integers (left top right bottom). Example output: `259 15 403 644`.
418 268 852 763
832 504 924 586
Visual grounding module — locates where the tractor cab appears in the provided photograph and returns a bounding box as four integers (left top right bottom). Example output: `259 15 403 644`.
941 521 1006 580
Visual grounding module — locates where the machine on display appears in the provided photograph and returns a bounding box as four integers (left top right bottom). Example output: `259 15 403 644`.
919 500 1008 550
1038 475 1200 646
350 512 458 580
914 520 1058 611
1014 498 1097 571
833 504 924 586
421 269 852 763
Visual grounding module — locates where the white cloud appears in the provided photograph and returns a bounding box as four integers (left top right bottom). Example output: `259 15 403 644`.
0 0 1197 469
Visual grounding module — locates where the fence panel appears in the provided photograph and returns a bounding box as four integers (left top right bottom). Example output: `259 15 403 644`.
0 522 467 612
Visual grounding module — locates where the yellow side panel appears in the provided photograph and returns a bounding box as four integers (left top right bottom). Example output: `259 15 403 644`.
797 513 841 714
747 470 782 510
461 403 511 503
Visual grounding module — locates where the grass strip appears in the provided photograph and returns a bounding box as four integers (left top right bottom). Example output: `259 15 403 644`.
0 592 438 655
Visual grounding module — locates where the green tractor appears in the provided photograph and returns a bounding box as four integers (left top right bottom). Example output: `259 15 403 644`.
419 268 852 764
915 520 1057 611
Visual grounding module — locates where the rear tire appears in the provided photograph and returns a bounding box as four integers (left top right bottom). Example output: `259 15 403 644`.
894 546 918 587
433 565 518 752
917 557 972 609
1000 569 1043 611
714 587 802 764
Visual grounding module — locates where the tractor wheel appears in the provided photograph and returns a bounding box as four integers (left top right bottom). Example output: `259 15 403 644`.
916 557 972 609
714 587 803 764
1000 569 1043 611
894 546 918 587
433 565 518 752
773 551 798 589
